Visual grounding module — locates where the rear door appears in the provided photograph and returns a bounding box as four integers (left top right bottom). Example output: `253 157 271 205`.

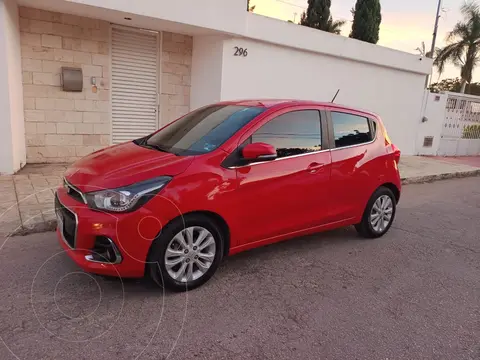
232 107 333 244
326 108 378 221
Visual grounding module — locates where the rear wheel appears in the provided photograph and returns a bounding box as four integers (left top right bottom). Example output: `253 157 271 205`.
147 215 224 292
355 186 396 238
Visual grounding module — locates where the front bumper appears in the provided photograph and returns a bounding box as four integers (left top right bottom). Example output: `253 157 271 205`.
55 187 164 278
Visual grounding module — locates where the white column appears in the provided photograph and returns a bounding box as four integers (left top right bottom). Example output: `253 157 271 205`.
0 0 26 174
190 35 226 110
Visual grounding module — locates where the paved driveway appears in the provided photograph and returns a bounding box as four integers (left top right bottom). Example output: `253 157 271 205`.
0 177 479 360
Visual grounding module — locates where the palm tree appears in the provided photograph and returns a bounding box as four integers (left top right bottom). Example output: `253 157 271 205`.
434 2 480 93
416 41 435 58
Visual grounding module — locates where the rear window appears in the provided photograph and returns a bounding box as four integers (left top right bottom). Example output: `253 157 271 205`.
145 105 266 155
331 112 375 148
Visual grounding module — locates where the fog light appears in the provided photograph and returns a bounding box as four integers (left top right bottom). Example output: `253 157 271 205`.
85 236 122 264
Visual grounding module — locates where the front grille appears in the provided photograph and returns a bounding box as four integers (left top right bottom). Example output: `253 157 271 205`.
64 178 85 204
55 195 77 248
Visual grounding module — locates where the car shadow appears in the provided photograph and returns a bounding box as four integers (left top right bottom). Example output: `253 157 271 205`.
227 226 358 262
217 226 360 275
98 225 362 296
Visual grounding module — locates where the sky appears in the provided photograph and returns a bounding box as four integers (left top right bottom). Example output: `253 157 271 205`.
250 0 474 82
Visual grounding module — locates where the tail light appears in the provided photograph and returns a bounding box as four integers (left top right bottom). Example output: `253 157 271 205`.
379 120 400 163
391 143 401 164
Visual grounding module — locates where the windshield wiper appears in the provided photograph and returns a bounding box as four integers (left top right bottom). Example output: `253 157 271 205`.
133 138 177 155
144 143 172 154
133 137 147 146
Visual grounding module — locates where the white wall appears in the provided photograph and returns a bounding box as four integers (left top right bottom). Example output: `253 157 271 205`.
60 0 246 35
219 38 428 155
6 0 434 165
244 14 431 76
190 35 225 110
416 91 480 156
439 139 480 156
42 1 431 76
0 0 25 174
415 92 447 156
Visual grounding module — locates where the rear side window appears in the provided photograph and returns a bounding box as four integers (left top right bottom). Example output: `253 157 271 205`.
251 110 322 158
331 112 375 148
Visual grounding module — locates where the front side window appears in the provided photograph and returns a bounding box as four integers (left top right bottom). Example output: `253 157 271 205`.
251 110 322 158
143 105 266 155
331 112 374 148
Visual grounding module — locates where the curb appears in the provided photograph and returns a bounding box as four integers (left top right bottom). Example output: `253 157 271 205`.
401 169 480 185
9 220 56 237
6 169 480 237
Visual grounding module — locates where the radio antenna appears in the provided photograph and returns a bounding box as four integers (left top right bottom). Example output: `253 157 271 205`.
331 89 340 103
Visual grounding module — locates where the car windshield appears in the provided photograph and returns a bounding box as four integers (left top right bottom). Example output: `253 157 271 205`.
141 105 266 155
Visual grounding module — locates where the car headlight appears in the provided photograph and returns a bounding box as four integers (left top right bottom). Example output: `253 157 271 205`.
85 176 172 213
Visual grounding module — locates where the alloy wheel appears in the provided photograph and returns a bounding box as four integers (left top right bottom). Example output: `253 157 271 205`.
164 226 216 283
369 195 393 233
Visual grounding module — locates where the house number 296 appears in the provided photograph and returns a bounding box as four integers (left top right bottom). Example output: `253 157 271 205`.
234 47 248 57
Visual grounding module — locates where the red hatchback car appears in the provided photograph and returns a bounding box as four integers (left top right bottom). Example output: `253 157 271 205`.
55 100 401 291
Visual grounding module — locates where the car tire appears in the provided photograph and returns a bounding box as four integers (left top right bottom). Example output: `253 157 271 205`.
147 214 224 292
355 186 396 239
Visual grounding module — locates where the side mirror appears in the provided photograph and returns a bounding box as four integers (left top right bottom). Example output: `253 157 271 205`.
242 142 277 163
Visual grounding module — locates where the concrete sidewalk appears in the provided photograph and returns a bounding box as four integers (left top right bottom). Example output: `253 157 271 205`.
399 155 480 184
0 156 479 237
0 164 67 237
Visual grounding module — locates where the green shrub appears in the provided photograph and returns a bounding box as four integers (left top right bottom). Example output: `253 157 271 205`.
462 124 480 139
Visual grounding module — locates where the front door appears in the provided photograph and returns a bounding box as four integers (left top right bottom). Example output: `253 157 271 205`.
234 108 332 245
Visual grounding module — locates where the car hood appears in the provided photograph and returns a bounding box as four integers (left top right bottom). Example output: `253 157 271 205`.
64 141 195 192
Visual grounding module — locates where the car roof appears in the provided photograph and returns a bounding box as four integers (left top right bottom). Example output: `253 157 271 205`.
216 99 379 119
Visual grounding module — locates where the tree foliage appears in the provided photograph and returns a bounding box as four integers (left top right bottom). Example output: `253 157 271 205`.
325 18 346 35
300 11 307 25
300 0 345 34
415 41 436 58
463 124 480 139
429 77 480 96
350 0 382 43
434 2 480 93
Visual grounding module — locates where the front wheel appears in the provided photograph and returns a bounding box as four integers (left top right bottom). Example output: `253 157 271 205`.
355 187 396 238
147 215 224 292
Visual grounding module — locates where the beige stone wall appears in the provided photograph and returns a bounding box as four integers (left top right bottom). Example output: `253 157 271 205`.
19 7 110 163
161 32 192 125
19 8 193 163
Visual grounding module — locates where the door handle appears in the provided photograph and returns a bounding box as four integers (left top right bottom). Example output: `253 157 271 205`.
307 162 325 173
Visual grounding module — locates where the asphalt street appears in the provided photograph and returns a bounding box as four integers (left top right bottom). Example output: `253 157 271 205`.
0 177 479 360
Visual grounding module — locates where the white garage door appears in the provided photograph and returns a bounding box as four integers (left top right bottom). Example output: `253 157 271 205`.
111 27 159 144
